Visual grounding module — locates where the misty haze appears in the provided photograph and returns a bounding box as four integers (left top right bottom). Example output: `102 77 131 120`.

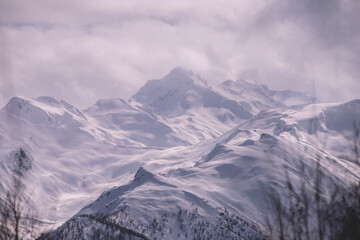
1 1 360 239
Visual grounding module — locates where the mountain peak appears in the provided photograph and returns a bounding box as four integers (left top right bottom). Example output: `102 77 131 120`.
2 96 86 127
134 167 154 181
3 96 29 109
2 96 38 115
169 66 194 77
131 68 252 119
131 68 205 116
162 67 208 87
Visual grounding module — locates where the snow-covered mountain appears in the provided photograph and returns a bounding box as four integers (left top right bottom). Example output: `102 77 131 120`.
41 100 360 239
0 68 359 239
129 67 317 144
84 98 188 148
132 67 252 118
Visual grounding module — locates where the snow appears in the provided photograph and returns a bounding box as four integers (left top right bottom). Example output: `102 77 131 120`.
85 98 187 147
132 67 252 120
0 68 359 239
3 96 86 128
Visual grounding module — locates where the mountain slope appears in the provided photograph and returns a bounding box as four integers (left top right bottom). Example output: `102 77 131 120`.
3 96 87 128
42 99 360 239
132 67 252 120
0 96 147 228
84 98 188 148
44 165 268 240
1 68 358 240
130 67 317 144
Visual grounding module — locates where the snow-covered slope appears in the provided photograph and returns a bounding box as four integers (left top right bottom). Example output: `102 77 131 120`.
0 96 146 228
84 98 188 148
132 67 252 119
130 67 316 144
218 79 316 112
3 96 87 128
43 98 360 239
0 68 358 240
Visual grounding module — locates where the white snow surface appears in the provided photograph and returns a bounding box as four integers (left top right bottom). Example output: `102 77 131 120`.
0 68 359 239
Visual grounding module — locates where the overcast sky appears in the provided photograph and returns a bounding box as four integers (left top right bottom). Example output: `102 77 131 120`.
1 0 359 109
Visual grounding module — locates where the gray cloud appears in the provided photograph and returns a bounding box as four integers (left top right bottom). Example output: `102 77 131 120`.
0 26 15 104
0 0 359 109
253 0 360 101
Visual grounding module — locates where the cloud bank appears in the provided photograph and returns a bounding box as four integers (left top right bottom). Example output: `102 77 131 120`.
1 0 359 108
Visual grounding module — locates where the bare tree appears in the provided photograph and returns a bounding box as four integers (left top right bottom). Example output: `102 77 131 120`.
0 175 37 240
353 122 360 164
265 153 360 240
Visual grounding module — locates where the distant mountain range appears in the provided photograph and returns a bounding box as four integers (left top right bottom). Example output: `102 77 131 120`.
0 68 359 239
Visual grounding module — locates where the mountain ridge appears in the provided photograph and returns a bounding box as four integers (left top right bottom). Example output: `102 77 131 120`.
0 68 359 239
